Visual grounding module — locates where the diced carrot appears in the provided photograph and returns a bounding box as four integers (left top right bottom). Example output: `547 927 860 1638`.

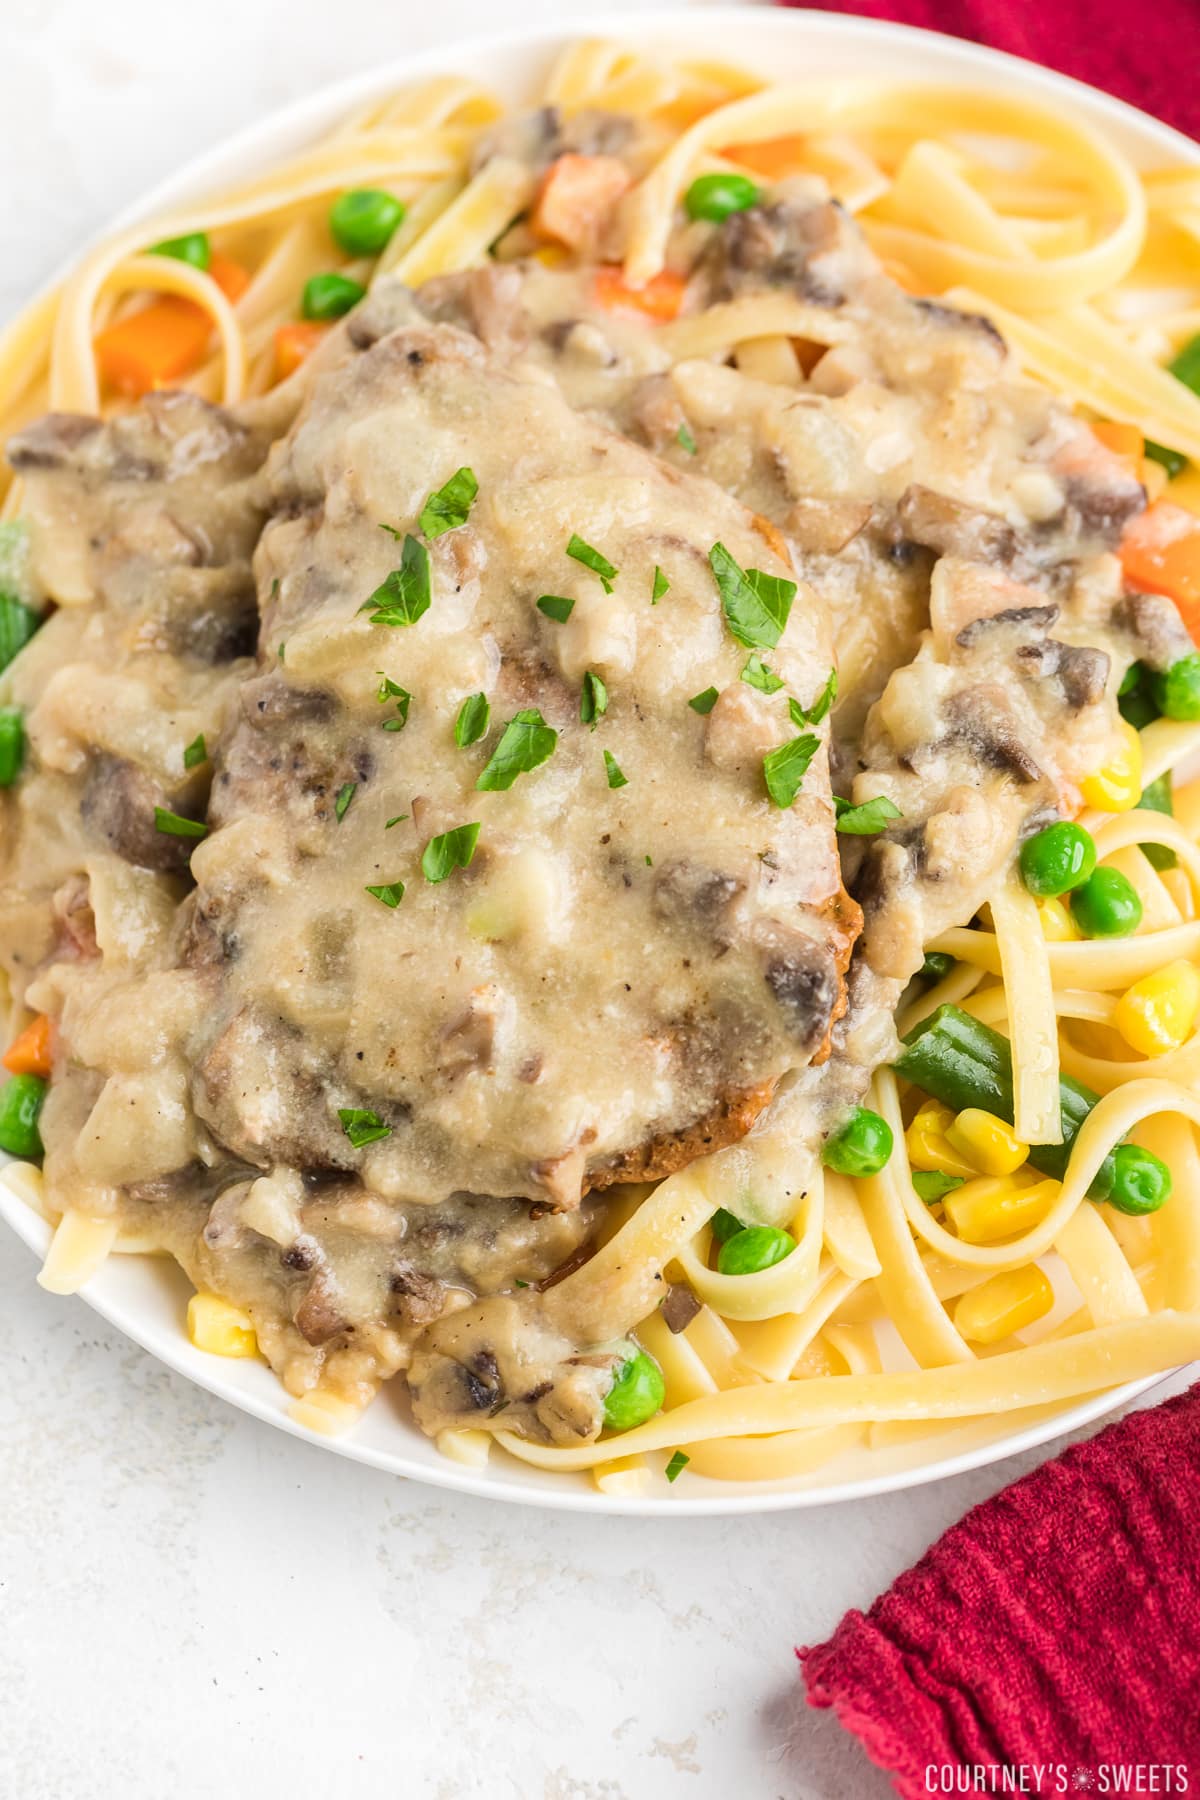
718 133 808 180
209 252 251 302
3 1013 53 1078
274 320 329 380
95 297 214 397
1120 500 1200 638
1092 420 1144 467
592 266 687 323
531 153 632 250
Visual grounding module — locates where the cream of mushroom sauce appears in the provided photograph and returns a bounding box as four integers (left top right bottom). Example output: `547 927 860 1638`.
1 124 1181 1443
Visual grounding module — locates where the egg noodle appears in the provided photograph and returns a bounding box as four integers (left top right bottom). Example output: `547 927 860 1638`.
4 37 1200 1494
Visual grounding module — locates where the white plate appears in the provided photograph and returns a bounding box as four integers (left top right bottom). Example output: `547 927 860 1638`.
3 7 1196 1514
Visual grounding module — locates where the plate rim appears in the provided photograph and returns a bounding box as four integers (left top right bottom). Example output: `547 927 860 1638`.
2 5 1194 1515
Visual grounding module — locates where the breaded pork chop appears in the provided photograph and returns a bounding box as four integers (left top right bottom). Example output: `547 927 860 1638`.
184 317 857 1211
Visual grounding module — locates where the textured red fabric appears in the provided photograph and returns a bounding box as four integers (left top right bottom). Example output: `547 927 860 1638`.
799 1383 1200 1795
777 0 1200 142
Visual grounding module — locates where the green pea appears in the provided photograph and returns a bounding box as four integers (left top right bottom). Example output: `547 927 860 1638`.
149 231 211 271
716 1225 795 1276
822 1105 894 1177
1018 821 1097 897
0 707 24 786
921 951 955 983
0 1073 46 1158
1151 653 1200 722
1106 1143 1172 1216
302 273 366 321
1069 867 1142 939
1117 663 1143 698
684 172 760 223
330 189 406 257
603 1347 665 1432
710 1207 745 1244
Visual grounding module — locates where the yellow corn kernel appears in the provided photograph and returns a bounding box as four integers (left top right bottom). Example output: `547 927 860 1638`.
953 1265 1055 1344
1079 719 1143 813
1037 897 1080 942
1139 457 1169 503
186 1292 258 1358
945 1107 1029 1177
904 1100 978 1179
532 244 569 267
1114 958 1200 1056
944 1174 1060 1244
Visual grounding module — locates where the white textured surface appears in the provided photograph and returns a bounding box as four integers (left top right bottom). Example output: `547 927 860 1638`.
0 6 1193 1796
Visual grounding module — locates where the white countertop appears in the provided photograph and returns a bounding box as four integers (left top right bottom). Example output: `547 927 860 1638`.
0 5 1192 1795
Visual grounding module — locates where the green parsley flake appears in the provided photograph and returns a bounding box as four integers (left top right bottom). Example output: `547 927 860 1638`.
567 533 617 594
763 732 819 809
361 534 432 627
676 421 697 455
708 542 797 651
537 594 575 623
665 1452 690 1484
476 709 557 791
182 733 207 770
688 686 719 715
454 692 490 748
153 807 207 841
835 795 902 836
419 467 478 539
338 1107 392 1148
334 782 357 822
365 880 406 908
421 822 481 883
912 1170 965 1205
791 669 838 728
385 814 409 829
603 749 628 790
0 595 39 672
580 670 608 729
651 565 669 604
376 674 412 731
741 653 783 694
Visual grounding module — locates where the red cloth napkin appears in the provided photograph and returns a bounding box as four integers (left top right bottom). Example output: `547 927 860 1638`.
777 0 1200 142
799 1382 1200 1793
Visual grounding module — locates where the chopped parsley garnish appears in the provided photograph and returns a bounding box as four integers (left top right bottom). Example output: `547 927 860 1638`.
688 686 719 715
651 565 669 604
567 533 617 594
676 421 697 455
385 813 409 829
153 807 207 841
537 594 575 623
709 542 797 651
513 1278 529 1289
741 653 783 694
278 642 286 664
665 1451 690 1484
763 732 819 809
334 782 357 822
476 709 557 790
421 822 481 883
419 466 478 539
377 674 412 731
603 749 628 790
454 692 490 748
792 669 837 728
338 1107 392 1148
365 880 406 908
0 595 39 672
580 670 608 728
182 733 207 770
835 794 902 836
912 1170 965 1205
361 534 432 627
